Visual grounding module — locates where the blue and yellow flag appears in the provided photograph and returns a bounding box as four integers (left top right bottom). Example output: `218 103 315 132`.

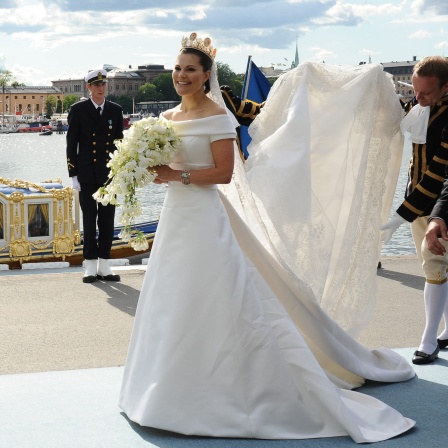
240 57 271 157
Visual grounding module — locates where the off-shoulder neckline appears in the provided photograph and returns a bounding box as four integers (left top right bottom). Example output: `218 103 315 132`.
160 114 228 123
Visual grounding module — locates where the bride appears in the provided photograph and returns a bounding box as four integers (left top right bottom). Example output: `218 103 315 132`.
119 33 415 443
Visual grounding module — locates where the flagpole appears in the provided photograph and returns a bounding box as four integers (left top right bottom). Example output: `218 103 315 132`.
242 55 253 101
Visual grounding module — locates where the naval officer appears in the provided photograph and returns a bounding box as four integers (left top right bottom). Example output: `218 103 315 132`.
66 69 124 283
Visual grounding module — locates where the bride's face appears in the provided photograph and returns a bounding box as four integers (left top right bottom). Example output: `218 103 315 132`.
173 53 210 96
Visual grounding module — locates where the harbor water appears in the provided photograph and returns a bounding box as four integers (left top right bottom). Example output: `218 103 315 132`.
0 132 166 225
0 132 415 257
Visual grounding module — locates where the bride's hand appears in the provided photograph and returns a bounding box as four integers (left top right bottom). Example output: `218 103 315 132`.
150 165 174 183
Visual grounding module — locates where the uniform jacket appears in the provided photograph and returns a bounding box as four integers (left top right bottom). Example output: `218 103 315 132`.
220 85 263 161
397 95 448 221
430 179 448 223
66 99 124 185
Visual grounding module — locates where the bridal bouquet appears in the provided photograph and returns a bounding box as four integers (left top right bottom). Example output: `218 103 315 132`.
93 116 181 251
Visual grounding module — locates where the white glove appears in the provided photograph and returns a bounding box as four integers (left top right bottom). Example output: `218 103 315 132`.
380 213 406 243
72 176 81 191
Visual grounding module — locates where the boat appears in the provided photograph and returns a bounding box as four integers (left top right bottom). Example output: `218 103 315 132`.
17 121 53 133
0 124 18 134
0 178 157 269
123 113 143 129
39 129 53 136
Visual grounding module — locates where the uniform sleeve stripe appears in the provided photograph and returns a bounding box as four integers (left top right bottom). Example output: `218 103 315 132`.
427 170 445 182
433 155 448 164
416 183 438 198
403 200 424 215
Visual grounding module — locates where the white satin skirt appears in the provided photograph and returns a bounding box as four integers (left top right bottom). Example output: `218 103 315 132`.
119 182 415 442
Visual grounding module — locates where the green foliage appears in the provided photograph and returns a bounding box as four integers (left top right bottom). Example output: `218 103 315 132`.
152 73 179 101
135 83 163 102
64 94 79 112
216 62 244 95
56 99 63 114
117 95 133 114
44 95 57 117
46 95 57 106
107 94 134 114
0 68 14 88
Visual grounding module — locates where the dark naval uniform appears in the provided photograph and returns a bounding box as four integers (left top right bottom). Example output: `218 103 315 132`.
66 98 124 259
220 85 263 160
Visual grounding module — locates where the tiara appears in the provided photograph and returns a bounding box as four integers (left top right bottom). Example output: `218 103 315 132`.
181 32 217 60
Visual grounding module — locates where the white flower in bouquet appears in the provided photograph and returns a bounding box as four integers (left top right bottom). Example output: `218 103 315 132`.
93 116 181 251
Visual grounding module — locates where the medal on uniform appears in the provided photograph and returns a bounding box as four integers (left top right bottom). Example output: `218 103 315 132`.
108 120 112 129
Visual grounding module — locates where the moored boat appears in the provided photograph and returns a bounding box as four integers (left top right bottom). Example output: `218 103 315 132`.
17 121 53 133
0 124 18 134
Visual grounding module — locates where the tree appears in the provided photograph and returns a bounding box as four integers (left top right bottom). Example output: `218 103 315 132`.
0 68 15 124
117 95 133 114
107 93 134 114
64 94 79 113
45 95 57 118
135 83 163 103
56 99 63 114
153 73 179 101
216 62 244 95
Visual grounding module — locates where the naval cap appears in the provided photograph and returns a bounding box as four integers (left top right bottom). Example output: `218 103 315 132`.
85 69 108 84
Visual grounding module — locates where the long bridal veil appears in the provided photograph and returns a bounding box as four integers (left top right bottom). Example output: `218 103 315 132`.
220 62 403 336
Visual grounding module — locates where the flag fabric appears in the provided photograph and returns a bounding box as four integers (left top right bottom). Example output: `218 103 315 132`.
240 57 271 157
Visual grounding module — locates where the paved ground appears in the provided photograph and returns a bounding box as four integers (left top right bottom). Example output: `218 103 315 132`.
0 255 431 375
1 255 447 448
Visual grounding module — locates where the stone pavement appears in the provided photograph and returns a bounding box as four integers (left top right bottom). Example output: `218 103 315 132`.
0 255 430 375
1 256 447 448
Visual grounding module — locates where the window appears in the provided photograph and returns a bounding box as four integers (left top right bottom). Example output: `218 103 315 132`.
28 204 49 237
32 96 35 99
0 202 4 240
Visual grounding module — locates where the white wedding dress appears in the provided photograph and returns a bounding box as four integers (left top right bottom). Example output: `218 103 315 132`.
119 114 415 442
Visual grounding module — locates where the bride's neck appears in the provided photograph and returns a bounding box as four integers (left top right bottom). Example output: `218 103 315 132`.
180 92 209 112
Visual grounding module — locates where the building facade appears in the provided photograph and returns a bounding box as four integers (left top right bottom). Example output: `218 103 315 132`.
135 100 181 116
51 64 171 101
0 86 63 120
381 56 418 100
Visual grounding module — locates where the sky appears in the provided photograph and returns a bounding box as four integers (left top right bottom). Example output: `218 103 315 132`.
0 0 447 86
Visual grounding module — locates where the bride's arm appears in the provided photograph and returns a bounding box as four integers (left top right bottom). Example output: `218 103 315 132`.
153 138 234 185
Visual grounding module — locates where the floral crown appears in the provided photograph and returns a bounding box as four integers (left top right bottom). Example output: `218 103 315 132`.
181 32 217 60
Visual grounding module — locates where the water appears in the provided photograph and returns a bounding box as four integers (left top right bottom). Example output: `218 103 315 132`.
0 132 416 256
382 138 415 257
0 132 166 225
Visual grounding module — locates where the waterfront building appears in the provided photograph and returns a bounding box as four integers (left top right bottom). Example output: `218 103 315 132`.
0 86 63 121
381 56 419 100
135 100 181 116
51 64 171 100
